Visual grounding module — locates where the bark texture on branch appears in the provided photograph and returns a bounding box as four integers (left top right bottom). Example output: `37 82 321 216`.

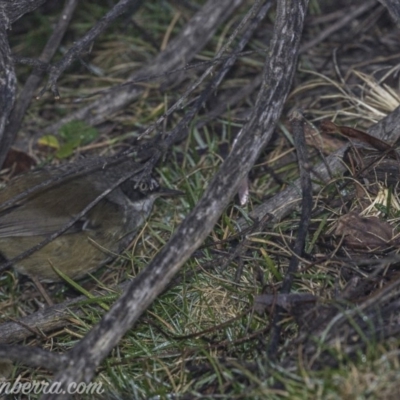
0 0 79 167
378 0 400 24
5 0 48 24
0 10 16 158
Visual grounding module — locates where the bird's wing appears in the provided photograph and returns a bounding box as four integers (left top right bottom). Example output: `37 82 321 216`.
0 157 137 238
0 177 98 237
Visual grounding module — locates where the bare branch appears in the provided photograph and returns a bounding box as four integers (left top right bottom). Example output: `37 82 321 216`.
0 344 67 371
44 0 144 98
377 0 400 24
0 11 16 156
268 110 313 359
43 0 246 133
5 0 48 24
0 0 79 167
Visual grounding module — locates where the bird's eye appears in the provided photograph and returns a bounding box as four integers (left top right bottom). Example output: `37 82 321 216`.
139 182 148 191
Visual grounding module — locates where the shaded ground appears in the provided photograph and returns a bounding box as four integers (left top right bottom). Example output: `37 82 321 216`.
1 0 400 398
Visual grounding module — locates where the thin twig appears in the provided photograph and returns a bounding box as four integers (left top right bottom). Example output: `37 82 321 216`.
43 0 246 133
268 110 313 359
137 0 268 139
129 0 272 179
43 0 144 98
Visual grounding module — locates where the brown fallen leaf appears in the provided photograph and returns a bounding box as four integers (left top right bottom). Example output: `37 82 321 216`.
2 148 36 176
304 122 345 154
320 120 398 159
335 212 395 250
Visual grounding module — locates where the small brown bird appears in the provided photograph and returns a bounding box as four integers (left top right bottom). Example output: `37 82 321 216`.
0 158 181 282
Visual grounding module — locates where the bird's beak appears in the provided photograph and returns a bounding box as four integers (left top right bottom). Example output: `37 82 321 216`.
157 187 185 197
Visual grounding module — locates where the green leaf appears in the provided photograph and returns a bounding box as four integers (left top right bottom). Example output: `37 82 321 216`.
59 120 99 145
38 135 60 149
56 141 77 158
